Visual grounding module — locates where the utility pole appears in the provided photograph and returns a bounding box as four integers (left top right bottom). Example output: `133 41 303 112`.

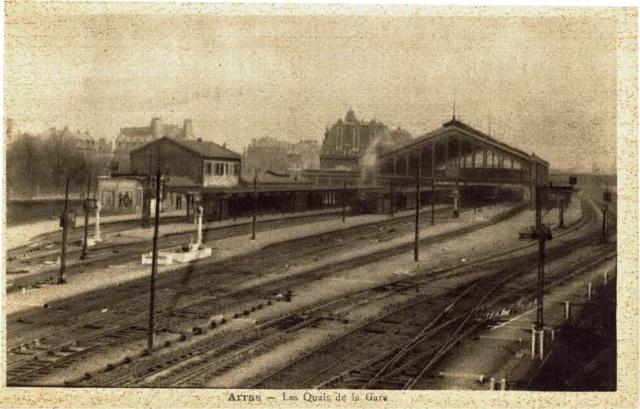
558 197 565 228
342 179 347 223
80 175 92 260
533 186 552 332
58 177 71 284
431 146 436 226
601 204 608 243
389 179 395 217
147 167 161 353
251 170 257 240
414 155 421 262
519 185 553 360
143 151 153 229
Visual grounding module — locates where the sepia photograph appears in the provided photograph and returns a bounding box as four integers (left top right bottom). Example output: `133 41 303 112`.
1 2 638 408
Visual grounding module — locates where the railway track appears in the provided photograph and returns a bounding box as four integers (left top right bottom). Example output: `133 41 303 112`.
6 199 597 387
63 200 603 387
255 244 615 390
6 205 455 329
5 204 485 383
6 209 349 290
6 216 185 258
247 200 610 389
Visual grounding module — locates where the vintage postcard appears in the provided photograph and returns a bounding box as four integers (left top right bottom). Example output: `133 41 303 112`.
1 2 637 408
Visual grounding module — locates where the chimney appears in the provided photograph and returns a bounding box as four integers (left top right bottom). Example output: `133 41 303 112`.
197 137 202 142
223 142 227 149
151 117 163 139
183 119 193 140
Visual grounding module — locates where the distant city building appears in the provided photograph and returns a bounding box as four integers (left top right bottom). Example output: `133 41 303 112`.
288 140 320 171
244 137 320 175
5 118 17 144
41 126 111 156
112 117 195 172
320 108 412 171
389 127 412 146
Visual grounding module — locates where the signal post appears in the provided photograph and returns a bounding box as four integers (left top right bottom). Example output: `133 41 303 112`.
518 185 554 360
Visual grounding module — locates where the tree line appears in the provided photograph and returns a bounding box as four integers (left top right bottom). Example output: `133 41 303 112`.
6 134 111 200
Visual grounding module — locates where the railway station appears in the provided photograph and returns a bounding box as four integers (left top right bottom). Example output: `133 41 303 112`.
98 116 551 223
5 111 615 394
3 5 625 401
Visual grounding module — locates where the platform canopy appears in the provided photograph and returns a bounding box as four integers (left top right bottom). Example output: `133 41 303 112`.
377 118 548 187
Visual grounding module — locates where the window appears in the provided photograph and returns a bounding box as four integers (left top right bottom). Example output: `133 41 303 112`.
207 163 213 175
354 128 360 150
234 163 240 175
474 151 484 169
487 150 495 168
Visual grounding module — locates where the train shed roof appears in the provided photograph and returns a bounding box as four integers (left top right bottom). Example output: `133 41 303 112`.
381 118 548 166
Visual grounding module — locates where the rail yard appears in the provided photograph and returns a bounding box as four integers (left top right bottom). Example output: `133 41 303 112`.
4 111 620 393
5 184 617 390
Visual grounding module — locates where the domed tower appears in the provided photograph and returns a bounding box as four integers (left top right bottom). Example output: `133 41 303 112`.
345 107 357 123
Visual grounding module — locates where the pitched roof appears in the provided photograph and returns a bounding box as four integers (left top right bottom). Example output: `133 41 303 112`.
130 137 241 160
380 118 544 164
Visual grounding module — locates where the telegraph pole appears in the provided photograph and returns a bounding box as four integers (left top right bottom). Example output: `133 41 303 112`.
80 175 92 260
58 177 71 284
342 179 347 223
251 170 257 240
147 167 161 353
535 186 546 332
431 146 436 226
414 156 421 262
389 180 395 217
601 204 608 244
558 197 565 228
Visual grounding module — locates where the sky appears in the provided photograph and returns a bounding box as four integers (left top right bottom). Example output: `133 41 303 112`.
4 3 619 173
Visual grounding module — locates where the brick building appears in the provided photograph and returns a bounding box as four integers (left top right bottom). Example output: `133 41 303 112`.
129 137 242 189
320 108 411 171
244 137 320 176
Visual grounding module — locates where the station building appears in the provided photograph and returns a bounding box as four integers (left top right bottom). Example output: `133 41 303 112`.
108 114 550 223
128 136 242 218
